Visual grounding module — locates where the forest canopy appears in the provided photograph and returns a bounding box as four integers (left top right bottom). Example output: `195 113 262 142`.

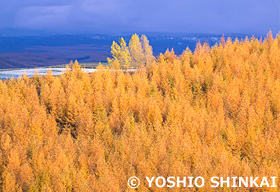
0 32 280 191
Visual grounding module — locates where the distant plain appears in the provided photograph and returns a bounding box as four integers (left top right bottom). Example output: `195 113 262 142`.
0 33 249 69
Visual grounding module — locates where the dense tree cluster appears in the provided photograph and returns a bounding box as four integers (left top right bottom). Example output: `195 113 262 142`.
107 34 155 69
0 32 280 191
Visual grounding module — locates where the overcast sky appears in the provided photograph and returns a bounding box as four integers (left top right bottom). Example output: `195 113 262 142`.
1 0 279 35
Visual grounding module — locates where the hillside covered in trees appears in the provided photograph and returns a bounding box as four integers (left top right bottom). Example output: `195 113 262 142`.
0 32 280 191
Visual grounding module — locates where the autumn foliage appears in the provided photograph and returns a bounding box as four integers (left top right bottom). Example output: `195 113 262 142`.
0 32 280 191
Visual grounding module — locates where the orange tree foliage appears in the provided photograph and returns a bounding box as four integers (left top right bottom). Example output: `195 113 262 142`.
0 32 280 191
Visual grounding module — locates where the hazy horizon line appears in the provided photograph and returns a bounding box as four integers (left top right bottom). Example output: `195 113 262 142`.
0 28 275 37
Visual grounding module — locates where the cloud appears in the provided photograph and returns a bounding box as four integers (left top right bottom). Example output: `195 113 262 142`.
1 0 279 34
15 6 70 29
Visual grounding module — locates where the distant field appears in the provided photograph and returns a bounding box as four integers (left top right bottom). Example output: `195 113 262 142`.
0 33 250 69
0 45 111 69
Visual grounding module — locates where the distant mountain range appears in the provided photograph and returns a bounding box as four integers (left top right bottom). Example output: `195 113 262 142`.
0 33 255 69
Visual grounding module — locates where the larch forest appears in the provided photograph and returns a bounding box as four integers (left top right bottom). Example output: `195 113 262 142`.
0 32 280 191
